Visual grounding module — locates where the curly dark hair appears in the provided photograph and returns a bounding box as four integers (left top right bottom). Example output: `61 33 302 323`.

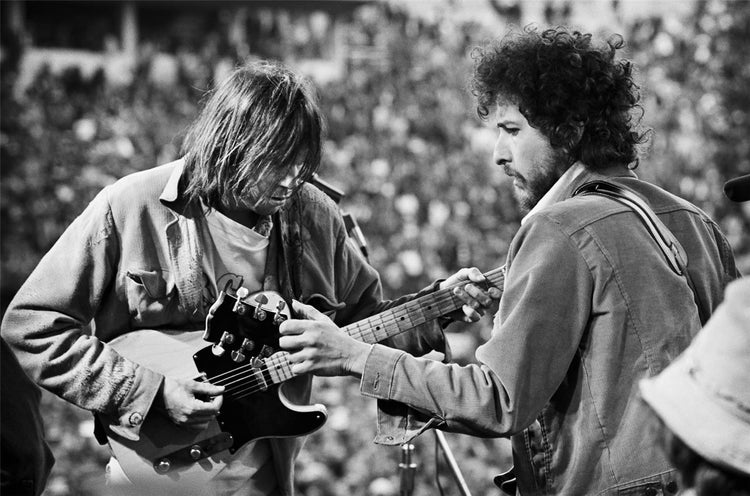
471 25 650 170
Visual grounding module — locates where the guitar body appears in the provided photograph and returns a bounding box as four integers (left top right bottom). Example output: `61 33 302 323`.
105 309 326 486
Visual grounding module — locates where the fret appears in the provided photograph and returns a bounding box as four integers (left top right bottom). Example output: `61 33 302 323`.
265 352 294 385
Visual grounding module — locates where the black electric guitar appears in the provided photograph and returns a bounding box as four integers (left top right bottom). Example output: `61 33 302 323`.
104 267 505 486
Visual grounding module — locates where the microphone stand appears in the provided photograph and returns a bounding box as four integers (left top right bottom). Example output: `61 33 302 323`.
399 443 417 496
435 431 473 496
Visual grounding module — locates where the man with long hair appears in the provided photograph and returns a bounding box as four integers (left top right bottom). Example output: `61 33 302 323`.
1 61 491 495
278 26 739 495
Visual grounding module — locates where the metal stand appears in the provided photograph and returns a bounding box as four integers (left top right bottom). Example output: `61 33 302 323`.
435 431 473 496
398 432 473 496
399 443 417 496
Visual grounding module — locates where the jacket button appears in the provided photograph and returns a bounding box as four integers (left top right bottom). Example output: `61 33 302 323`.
666 480 678 493
129 412 143 426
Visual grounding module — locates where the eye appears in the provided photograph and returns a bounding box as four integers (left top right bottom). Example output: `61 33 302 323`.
497 123 519 136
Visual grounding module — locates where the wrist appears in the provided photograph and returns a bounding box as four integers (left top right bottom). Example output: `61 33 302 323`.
346 342 373 378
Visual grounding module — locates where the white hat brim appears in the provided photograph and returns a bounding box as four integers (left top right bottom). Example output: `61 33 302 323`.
640 352 750 475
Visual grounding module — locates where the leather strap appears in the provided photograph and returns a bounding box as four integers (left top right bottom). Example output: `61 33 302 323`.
573 180 708 324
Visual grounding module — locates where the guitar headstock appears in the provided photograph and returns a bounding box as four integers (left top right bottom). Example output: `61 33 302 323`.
203 288 291 365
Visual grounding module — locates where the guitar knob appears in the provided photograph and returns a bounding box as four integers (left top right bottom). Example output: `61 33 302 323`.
221 331 235 345
189 445 204 460
211 343 226 356
254 308 267 321
155 458 171 473
237 287 249 299
231 349 246 363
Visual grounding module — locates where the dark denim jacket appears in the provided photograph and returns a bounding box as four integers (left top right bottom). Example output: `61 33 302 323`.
360 168 738 495
1 160 444 495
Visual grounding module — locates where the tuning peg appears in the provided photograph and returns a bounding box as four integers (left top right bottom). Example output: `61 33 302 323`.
241 338 255 353
211 331 235 356
233 288 250 314
273 300 288 325
253 294 269 321
231 349 246 363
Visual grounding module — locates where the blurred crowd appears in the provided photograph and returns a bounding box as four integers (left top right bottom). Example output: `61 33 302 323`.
1 1 748 495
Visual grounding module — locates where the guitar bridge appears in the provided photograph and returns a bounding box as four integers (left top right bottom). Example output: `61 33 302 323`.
153 432 234 474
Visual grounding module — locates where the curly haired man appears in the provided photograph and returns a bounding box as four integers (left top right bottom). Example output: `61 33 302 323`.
278 26 739 495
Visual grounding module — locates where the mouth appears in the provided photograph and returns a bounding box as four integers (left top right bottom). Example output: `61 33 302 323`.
270 188 293 202
503 164 525 188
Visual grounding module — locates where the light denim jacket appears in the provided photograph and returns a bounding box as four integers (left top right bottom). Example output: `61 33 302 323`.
1 160 445 496
361 167 738 495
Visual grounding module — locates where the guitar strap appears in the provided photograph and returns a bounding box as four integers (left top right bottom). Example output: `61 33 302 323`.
573 180 709 324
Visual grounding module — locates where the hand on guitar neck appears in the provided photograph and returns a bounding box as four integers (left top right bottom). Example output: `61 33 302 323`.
280 266 501 378
151 376 225 430
438 267 502 323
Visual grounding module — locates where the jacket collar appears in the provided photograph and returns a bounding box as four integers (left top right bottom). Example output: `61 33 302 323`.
159 158 187 207
521 162 638 225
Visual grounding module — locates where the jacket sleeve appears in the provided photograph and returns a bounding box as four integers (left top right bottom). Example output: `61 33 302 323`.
363 213 593 444
0 188 163 441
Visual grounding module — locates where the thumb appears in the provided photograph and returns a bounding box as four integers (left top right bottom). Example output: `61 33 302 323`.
466 267 487 283
190 379 225 396
292 299 331 323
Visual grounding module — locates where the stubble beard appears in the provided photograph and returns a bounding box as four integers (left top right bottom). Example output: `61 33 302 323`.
514 149 572 215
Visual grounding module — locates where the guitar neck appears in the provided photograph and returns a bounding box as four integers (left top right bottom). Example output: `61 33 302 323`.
261 266 505 389
342 266 505 344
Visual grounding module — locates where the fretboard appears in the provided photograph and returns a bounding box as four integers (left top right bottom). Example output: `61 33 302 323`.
342 266 505 344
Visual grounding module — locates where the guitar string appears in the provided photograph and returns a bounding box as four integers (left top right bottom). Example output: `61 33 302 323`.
207 269 506 399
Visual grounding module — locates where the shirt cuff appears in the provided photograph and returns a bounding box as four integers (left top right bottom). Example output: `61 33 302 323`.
105 366 164 441
360 344 405 401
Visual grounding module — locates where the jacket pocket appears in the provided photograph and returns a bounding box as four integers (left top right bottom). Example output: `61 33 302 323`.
125 268 178 325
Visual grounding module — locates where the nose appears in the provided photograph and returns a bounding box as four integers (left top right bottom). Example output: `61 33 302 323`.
280 164 302 188
493 134 511 168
